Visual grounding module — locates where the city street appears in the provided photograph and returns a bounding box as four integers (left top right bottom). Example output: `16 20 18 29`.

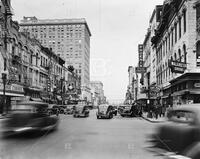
0 110 163 159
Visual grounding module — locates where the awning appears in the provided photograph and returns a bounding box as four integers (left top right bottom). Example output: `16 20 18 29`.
41 97 50 101
0 92 24 97
30 97 43 102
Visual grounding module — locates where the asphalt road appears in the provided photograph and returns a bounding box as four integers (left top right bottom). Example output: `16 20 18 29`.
0 110 163 159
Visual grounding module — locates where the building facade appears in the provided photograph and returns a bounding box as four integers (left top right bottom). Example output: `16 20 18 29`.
19 17 92 102
0 0 80 113
90 81 105 105
125 66 135 104
138 0 200 109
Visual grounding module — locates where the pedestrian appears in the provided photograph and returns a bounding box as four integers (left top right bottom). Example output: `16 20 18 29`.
162 106 166 117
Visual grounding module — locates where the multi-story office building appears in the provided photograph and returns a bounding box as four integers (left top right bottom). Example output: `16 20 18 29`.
19 17 92 101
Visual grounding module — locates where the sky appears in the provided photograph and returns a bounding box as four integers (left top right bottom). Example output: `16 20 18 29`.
11 0 164 103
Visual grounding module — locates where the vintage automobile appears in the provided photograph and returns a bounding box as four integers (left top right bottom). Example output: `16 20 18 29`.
65 105 75 115
96 104 114 119
73 101 90 118
112 105 118 116
148 104 200 159
1 101 59 137
56 105 67 114
48 104 59 116
118 105 133 117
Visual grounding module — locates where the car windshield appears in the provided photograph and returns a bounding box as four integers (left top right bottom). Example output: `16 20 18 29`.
76 105 84 111
99 105 108 111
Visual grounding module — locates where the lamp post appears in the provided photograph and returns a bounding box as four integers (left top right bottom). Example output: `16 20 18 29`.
2 70 8 115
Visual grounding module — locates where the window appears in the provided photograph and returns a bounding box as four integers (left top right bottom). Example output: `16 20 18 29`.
183 10 186 33
174 53 177 61
183 44 187 63
179 17 182 39
36 53 38 66
168 34 170 51
171 28 174 47
175 23 177 43
178 49 181 62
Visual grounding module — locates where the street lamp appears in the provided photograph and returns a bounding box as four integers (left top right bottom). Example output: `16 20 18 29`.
2 70 8 115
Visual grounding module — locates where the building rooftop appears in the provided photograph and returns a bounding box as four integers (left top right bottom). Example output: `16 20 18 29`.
20 16 92 36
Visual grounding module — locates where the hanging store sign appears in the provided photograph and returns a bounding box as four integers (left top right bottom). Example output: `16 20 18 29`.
169 60 187 73
0 83 24 92
135 67 147 73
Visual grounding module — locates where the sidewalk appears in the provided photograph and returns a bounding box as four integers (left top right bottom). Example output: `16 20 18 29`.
142 112 166 123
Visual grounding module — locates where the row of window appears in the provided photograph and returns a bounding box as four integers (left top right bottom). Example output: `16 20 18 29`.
157 10 187 64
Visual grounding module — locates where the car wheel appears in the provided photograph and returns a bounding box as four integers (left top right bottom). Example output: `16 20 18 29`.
97 116 99 119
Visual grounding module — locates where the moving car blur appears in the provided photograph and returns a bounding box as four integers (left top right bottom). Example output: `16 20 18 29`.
1 101 59 137
96 104 114 119
148 104 200 159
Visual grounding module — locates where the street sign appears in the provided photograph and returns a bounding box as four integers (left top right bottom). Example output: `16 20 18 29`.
135 67 146 73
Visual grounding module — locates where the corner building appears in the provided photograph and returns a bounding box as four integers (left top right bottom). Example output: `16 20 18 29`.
151 0 200 106
19 17 91 101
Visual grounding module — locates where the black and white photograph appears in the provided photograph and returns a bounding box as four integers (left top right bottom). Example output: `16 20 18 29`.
0 0 200 158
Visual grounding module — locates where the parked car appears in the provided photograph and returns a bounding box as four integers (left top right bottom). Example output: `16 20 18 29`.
48 104 59 116
73 104 90 118
112 106 118 116
118 105 133 117
148 104 200 159
65 105 75 115
1 101 59 137
96 104 114 119
56 105 67 114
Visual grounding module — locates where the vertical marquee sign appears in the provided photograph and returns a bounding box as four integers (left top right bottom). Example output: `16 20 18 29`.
138 44 143 67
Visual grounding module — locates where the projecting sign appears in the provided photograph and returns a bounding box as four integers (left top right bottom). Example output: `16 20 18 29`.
169 60 187 73
138 44 143 67
135 67 147 73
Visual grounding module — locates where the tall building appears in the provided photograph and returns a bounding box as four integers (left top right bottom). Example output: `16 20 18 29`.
19 17 92 101
125 66 135 104
90 81 105 104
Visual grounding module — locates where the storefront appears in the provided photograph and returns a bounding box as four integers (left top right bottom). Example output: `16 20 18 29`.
24 87 43 102
170 73 200 105
0 83 24 114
